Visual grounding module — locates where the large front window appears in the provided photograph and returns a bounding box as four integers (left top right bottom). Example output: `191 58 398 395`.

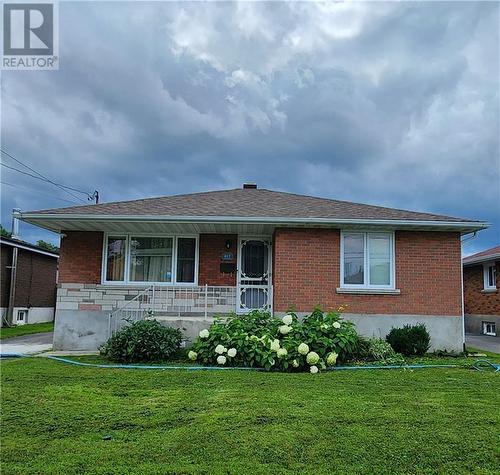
103 235 197 284
130 237 173 283
341 232 394 288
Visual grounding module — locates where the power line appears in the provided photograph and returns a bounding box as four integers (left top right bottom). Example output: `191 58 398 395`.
0 148 98 203
0 162 86 203
0 181 81 205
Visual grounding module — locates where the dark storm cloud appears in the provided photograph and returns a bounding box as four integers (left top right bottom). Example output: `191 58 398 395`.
1 1 498 254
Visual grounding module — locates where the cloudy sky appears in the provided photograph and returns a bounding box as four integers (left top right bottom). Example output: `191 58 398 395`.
1 1 499 255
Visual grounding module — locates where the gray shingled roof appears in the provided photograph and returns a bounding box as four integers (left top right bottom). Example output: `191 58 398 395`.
26 188 475 222
463 245 500 265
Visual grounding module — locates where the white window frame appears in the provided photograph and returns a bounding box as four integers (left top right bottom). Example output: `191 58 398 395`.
483 262 497 291
340 231 395 290
101 233 199 286
16 309 28 325
482 321 496 337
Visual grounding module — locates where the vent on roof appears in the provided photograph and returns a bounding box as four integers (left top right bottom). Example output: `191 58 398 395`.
243 183 257 189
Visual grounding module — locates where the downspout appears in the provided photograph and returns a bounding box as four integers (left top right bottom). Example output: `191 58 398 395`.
6 247 18 326
460 252 466 353
6 209 21 327
460 231 477 352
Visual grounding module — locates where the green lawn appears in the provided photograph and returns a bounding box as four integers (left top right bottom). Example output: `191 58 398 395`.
0 322 54 340
1 358 499 475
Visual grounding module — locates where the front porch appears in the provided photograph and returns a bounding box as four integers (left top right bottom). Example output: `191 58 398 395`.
55 281 273 340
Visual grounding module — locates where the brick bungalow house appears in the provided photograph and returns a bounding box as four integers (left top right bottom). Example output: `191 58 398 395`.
463 246 499 337
1 236 58 326
17 185 487 351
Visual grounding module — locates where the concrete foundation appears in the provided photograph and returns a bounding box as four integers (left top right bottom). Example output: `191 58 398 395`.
1 307 54 325
53 310 216 350
465 314 499 337
278 312 464 352
54 308 464 352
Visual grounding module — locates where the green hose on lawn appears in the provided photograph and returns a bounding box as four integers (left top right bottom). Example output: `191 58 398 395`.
2 354 499 372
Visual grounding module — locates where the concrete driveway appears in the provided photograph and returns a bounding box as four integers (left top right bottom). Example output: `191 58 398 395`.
466 334 500 354
0 332 53 355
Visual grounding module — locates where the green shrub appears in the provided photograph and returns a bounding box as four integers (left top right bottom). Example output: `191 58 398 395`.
188 308 359 372
346 336 405 365
367 338 405 365
101 319 182 363
386 324 431 356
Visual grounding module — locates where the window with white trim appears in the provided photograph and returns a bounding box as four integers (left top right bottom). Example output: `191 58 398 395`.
341 232 394 288
482 321 496 336
103 235 198 285
483 262 497 291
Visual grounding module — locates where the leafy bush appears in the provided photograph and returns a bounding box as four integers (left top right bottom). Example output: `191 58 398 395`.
386 324 431 356
347 336 405 365
188 308 359 372
101 319 182 363
367 338 405 365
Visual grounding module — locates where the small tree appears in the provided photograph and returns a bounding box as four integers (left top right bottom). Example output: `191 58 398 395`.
0 225 12 238
36 240 59 253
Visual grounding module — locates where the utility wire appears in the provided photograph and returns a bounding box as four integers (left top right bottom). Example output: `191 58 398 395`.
0 148 96 203
0 181 81 205
0 162 86 203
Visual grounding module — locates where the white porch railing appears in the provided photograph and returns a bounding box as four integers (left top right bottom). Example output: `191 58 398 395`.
107 285 237 338
108 285 155 337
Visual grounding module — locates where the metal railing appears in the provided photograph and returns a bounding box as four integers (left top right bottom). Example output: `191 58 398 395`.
151 285 237 317
108 285 154 337
107 285 237 338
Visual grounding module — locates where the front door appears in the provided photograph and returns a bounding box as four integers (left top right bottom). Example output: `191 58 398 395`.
237 238 272 313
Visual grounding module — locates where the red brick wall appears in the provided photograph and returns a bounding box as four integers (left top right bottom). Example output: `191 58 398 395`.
198 234 237 286
463 262 500 315
14 249 57 307
273 228 462 315
1 246 12 307
58 231 103 284
1 244 57 308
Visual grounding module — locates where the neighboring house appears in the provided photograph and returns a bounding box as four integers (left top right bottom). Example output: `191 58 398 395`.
17 184 487 351
463 246 499 337
1 236 59 326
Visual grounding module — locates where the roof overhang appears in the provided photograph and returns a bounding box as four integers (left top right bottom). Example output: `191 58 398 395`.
463 253 500 266
0 237 59 258
17 211 489 235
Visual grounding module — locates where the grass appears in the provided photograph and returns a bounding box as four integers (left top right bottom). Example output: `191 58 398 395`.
1 358 499 475
466 347 500 360
0 322 54 340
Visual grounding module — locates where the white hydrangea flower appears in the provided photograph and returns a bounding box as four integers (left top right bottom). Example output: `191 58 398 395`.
270 339 280 352
217 355 227 365
187 350 197 361
310 365 319 374
270 358 275 366
227 348 237 358
276 348 288 358
199 329 210 339
326 352 338 366
298 343 309 355
332 321 341 329
215 344 225 354
306 351 320 365
282 314 293 325
279 325 291 335
292 359 299 368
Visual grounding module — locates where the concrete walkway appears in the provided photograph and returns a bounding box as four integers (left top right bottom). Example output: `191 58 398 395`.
0 332 53 355
466 334 500 354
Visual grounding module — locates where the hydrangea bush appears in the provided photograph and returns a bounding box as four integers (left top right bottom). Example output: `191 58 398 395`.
188 308 358 372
